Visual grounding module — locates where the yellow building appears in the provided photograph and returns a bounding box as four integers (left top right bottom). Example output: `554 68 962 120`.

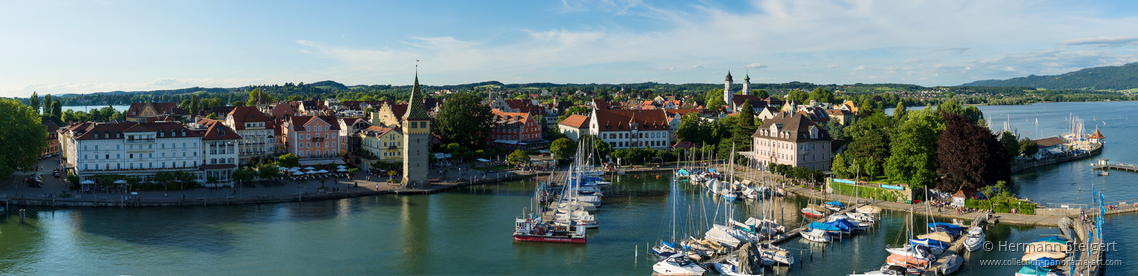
358 126 403 170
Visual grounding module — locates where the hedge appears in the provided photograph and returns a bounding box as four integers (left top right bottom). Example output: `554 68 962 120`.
964 199 1036 215
830 181 903 203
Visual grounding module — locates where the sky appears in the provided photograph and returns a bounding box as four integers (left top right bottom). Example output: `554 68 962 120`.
4 0 1138 97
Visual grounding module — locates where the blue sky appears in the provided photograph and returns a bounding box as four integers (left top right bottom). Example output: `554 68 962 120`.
4 0 1138 97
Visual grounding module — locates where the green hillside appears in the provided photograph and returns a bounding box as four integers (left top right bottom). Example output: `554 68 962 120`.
962 62 1138 90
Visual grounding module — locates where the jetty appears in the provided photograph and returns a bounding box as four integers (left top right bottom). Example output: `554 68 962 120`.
1090 159 1138 173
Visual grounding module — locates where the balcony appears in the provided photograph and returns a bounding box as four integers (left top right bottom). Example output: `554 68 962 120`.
312 137 325 142
125 138 155 143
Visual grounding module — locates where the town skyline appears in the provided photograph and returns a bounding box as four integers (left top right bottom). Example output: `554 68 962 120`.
5 0 1138 96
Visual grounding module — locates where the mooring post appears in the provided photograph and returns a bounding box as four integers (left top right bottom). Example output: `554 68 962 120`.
19 209 26 224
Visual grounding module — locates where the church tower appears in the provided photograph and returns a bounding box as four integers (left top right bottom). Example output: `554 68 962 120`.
723 70 734 106
742 72 751 96
402 71 431 187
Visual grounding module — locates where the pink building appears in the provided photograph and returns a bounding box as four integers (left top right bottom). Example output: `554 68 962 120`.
283 116 342 159
751 112 834 171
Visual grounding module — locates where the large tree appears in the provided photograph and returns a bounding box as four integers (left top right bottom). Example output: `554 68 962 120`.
809 88 834 104
703 89 727 112
0 98 48 179
787 89 809 104
549 138 576 162
832 153 850 179
844 111 894 164
884 109 943 190
738 100 755 127
936 112 1010 192
42 94 52 115
753 89 770 99
278 153 300 168
29 92 40 114
999 131 1021 158
1019 138 1039 158
436 92 494 149
675 113 710 144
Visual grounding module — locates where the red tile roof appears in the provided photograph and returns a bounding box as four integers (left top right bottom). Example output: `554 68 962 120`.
593 109 670 131
196 118 243 140
127 103 186 117
558 114 589 128
228 106 270 129
71 122 203 140
1033 137 1065 148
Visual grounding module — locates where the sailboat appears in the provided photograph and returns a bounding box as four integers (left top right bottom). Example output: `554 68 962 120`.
652 176 707 275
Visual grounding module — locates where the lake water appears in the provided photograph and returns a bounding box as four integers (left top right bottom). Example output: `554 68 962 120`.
60 105 131 113
1 102 1134 275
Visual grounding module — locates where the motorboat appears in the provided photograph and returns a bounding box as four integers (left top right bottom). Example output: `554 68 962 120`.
857 205 883 215
823 201 846 212
801 207 825 219
807 221 843 236
756 243 793 266
571 210 598 228
1015 265 1059 276
934 253 963 275
885 244 934 260
744 217 786 235
513 216 586 243
653 255 707 275
711 262 744 276
652 241 679 259
801 229 831 243
848 264 921 276
964 227 985 251
577 195 602 207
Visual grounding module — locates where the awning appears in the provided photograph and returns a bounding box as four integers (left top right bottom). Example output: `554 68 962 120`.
476 158 491 162
494 139 520 145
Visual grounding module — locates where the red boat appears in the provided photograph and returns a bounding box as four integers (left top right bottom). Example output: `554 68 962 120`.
513 217 587 244
801 207 824 219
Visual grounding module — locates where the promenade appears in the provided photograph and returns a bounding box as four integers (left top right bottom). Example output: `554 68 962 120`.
0 156 549 208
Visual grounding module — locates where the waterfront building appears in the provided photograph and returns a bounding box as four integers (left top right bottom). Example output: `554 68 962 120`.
1089 129 1106 144
487 110 547 149
223 107 275 163
588 109 675 150
194 119 242 187
750 112 834 170
59 121 204 183
402 74 431 187
358 126 403 170
339 118 371 156
43 119 61 157
557 114 589 141
125 102 189 123
283 115 342 161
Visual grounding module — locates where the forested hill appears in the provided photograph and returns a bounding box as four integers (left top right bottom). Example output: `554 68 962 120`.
961 62 1138 90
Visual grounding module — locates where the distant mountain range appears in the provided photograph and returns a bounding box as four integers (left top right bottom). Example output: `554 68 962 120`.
961 62 1138 90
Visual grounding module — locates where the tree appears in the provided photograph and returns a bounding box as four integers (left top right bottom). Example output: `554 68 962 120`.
676 113 710 144
507 149 530 168
207 113 219 120
892 102 907 122
0 98 48 179
738 100 755 127
154 171 175 194
233 168 256 186
864 158 880 179
594 138 612 162
832 153 850 179
753 89 770 99
436 92 494 149
884 109 943 190
937 99 963 115
51 100 62 124
558 106 589 122
549 138 576 162
999 131 1020 158
704 89 727 112
787 90 809 104
190 94 200 115
1019 138 1039 158
29 91 40 114
809 88 834 104
42 94 52 115
936 112 1010 192
278 154 300 168
825 120 845 141
258 164 281 179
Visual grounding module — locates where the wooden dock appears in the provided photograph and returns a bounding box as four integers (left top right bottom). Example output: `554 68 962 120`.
1091 162 1138 172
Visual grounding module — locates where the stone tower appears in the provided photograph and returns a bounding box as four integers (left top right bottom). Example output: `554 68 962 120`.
402 72 431 187
742 73 751 95
723 70 734 105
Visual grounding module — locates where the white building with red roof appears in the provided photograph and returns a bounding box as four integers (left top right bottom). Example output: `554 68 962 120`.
224 106 275 163
588 109 677 150
194 119 242 187
59 121 206 184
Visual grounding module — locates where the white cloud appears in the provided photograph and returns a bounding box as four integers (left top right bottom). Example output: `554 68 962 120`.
744 63 767 69
1004 66 1016 71
692 65 703 69
855 65 866 70
1062 36 1138 47
827 65 838 68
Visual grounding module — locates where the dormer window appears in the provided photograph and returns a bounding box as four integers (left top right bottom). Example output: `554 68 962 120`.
94 133 100 139
160 131 165 137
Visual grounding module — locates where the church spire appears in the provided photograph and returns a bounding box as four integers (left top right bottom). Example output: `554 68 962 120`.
403 65 430 120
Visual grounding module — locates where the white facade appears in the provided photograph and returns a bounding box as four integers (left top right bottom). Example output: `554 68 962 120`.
63 128 204 183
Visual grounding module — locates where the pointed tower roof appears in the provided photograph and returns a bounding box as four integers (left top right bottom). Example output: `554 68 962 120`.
744 73 750 82
403 72 430 120
725 71 733 82
1090 129 1105 139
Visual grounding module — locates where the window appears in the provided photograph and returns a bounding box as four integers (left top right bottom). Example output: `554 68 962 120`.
116 154 120 159
116 145 120 150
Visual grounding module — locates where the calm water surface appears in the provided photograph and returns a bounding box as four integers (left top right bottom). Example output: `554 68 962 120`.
1 102 1134 275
